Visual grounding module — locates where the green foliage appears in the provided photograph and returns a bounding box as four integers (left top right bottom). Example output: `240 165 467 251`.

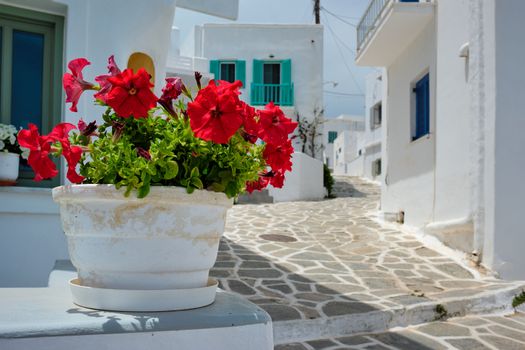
78 109 265 198
512 290 525 308
323 163 335 198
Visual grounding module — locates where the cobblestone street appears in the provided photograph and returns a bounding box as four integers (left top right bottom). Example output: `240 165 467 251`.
212 177 525 348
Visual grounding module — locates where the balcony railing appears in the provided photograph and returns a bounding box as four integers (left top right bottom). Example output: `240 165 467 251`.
357 0 425 53
250 83 294 106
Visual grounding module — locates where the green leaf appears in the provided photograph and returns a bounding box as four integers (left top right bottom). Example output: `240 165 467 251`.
164 160 178 180
137 182 150 198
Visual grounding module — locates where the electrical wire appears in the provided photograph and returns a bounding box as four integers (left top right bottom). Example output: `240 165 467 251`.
323 90 364 97
323 13 364 95
321 6 358 28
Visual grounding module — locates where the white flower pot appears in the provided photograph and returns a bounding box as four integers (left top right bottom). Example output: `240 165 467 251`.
0 152 19 184
52 184 233 311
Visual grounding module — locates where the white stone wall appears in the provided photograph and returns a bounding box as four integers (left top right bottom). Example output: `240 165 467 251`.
381 18 436 228
362 71 384 182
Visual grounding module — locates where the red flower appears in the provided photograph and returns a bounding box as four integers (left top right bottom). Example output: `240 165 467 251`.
268 170 285 188
18 123 84 183
106 68 158 119
263 139 294 172
94 55 121 103
158 77 184 116
258 102 298 145
245 176 270 193
187 80 243 144
240 101 259 143
62 58 95 112
61 142 84 184
18 124 58 181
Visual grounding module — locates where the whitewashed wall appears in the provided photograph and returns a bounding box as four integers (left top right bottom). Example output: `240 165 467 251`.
381 19 436 227
362 71 383 182
268 153 324 202
471 0 525 279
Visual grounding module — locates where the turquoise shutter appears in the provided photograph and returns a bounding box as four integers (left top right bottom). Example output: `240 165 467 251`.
281 59 293 105
251 59 264 104
209 60 219 80
252 59 263 83
235 60 246 88
281 59 292 84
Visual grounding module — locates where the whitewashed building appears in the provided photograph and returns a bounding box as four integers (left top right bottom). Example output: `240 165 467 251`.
332 73 383 182
356 0 525 279
195 24 325 202
0 0 239 288
322 115 363 170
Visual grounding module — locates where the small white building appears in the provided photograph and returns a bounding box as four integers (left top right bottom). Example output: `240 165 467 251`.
322 115 364 170
356 0 525 279
195 23 325 202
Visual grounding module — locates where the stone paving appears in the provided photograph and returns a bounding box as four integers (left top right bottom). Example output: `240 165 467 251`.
211 176 525 344
275 312 525 350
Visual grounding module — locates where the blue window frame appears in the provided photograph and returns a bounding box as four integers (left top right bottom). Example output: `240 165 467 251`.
413 73 429 140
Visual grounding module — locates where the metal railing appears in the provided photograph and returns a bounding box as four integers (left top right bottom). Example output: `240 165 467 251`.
357 0 426 53
357 0 390 52
250 83 294 106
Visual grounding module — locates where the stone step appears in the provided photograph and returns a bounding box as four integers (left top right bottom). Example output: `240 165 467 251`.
276 312 525 350
272 281 525 345
237 189 274 204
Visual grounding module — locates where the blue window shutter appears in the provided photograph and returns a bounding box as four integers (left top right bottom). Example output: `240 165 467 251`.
235 60 246 88
281 59 292 84
209 60 219 80
414 73 430 139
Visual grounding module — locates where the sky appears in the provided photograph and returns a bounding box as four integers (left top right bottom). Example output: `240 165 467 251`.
174 0 373 119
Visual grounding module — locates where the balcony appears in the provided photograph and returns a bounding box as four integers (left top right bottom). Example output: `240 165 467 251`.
250 83 294 106
356 0 435 67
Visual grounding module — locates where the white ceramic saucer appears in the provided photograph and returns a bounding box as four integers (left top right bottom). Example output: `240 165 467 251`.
69 278 218 312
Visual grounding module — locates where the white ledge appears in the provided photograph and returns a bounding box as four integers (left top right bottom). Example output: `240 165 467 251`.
0 186 58 215
0 287 272 350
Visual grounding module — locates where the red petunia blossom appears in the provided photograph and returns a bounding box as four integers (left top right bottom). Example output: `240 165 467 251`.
158 77 184 116
94 55 121 103
240 101 259 143
258 102 298 146
18 124 59 181
106 68 158 119
63 58 95 112
245 176 270 193
263 139 294 172
61 141 84 184
268 170 285 188
187 80 243 144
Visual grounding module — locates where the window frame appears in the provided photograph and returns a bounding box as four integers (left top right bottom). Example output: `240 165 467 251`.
0 4 64 187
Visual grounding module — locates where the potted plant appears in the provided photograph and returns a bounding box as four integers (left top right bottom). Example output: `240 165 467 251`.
0 123 28 185
18 56 297 311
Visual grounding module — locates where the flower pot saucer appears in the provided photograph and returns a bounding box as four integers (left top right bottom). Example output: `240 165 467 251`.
69 278 218 312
